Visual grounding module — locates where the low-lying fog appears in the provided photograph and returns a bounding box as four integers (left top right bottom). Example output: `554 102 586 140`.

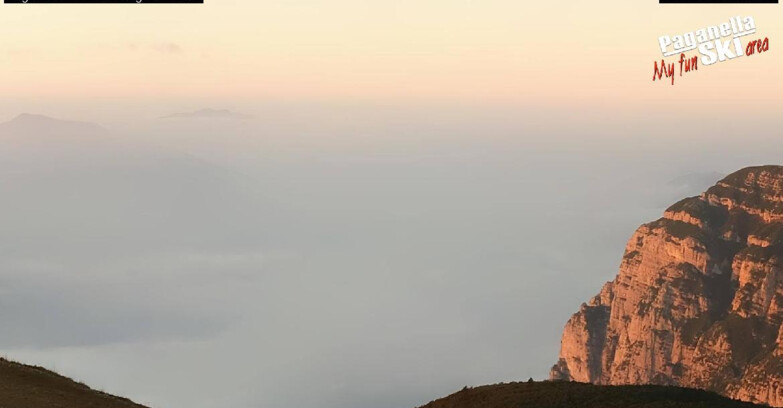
0 106 775 408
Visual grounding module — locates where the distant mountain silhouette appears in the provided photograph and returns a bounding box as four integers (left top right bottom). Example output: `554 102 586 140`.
0 111 254 277
161 108 253 120
0 114 115 170
0 358 147 408
0 113 106 137
667 171 725 191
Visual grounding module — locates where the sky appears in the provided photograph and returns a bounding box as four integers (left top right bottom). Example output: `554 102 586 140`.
1 1 783 408
0 0 781 112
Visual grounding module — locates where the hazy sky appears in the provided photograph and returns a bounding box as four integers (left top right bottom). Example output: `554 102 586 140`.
1 1 783 408
1 0 781 114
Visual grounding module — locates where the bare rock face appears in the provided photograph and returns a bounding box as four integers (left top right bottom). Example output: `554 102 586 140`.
551 165 783 406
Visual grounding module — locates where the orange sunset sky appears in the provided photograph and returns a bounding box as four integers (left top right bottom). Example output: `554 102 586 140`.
0 0 781 119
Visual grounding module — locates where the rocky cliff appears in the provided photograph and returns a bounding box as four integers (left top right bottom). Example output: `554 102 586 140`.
551 165 783 406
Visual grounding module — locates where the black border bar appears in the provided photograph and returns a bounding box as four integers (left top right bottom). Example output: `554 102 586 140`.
660 0 776 2
5 0 202 3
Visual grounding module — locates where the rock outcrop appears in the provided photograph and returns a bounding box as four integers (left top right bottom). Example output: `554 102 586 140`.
551 165 783 406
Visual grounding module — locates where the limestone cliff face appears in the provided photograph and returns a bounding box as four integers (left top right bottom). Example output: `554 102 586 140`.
551 165 783 407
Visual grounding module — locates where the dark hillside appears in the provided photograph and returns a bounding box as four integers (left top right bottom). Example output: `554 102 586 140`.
417 381 762 408
0 358 148 408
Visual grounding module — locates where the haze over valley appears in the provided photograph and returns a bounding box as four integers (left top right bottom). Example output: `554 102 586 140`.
0 108 780 408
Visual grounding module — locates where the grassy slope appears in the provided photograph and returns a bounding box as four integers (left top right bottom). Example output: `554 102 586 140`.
417 381 763 408
0 358 148 408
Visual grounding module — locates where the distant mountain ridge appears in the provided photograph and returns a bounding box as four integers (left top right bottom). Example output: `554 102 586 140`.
0 113 106 135
552 165 783 406
667 171 726 191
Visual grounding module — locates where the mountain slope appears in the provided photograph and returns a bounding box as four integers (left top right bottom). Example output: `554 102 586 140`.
0 113 255 271
551 165 783 406
0 113 106 134
0 358 148 408
417 381 761 408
